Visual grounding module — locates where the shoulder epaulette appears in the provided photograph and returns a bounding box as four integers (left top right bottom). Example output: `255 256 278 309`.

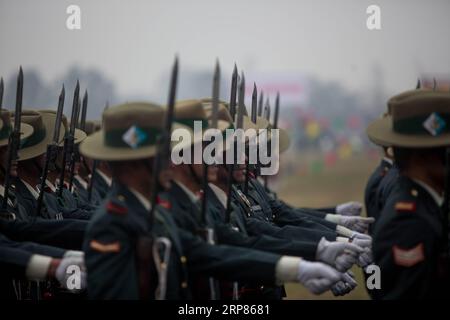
394 201 416 213
156 195 172 210
106 199 128 215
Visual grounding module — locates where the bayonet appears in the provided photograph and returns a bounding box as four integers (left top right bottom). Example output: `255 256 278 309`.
251 83 257 123
229 64 238 121
264 98 271 121
236 72 245 129
416 78 421 89
79 90 88 131
258 91 264 117
273 92 280 129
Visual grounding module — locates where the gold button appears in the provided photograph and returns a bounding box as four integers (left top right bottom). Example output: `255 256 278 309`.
160 262 167 269
181 282 188 288
180 256 187 264
118 195 125 201
411 189 418 197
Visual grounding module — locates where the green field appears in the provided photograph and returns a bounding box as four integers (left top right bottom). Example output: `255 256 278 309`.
274 151 379 300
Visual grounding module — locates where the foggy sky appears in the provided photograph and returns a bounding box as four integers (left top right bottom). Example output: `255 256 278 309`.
1 0 450 103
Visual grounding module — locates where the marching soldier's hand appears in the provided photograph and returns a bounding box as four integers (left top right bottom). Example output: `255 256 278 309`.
327 214 375 233
331 271 357 296
297 259 343 295
54 256 87 292
336 201 363 216
351 235 373 267
316 237 364 272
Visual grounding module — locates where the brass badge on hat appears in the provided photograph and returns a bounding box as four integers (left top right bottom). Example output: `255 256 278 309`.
122 125 148 149
423 112 446 136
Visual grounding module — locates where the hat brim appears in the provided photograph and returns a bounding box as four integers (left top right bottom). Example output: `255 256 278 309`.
80 123 192 161
18 114 66 161
57 128 87 147
367 116 450 148
245 116 269 131
0 122 34 147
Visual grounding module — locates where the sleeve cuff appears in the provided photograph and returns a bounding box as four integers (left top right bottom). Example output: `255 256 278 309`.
64 250 84 258
26 254 52 280
336 225 353 237
275 256 301 285
325 214 340 224
336 236 350 243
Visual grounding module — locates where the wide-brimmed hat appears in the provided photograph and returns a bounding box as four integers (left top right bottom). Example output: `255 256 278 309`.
13 110 66 161
172 99 233 154
38 109 87 145
80 102 192 161
367 90 450 148
0 110 34 147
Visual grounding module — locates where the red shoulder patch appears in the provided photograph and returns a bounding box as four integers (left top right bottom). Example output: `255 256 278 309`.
248 171 256 179
156 195 172 210
395 201 416 212
392 243 425 267
106 201 128 215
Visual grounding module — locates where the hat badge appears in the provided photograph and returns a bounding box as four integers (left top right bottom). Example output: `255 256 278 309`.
122 125 148 149
423 112 446 136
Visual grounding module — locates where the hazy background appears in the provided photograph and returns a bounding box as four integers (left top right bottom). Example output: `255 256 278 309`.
1 0 450 299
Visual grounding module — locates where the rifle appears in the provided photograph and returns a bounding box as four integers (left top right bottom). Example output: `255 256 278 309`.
225 66 239 224
262 98 271 189
1 67 23 217
57 80 79 197
225 71 246 301
198 60 220 300
68 94 84 191
136 57 178 300
243 83 257 195
35 85 65 219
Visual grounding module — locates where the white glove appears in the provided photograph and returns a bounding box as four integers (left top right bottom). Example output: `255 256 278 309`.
327 215 375 233
336 201 363 216
55 256 86 291
351 231 372 240
331 271 357 296
297 259 343 295
63 250 85 259
315 237 363 272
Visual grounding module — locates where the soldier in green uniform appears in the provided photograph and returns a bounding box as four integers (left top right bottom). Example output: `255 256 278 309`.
80 102 345 300
367 89 450 299
167 100 361 299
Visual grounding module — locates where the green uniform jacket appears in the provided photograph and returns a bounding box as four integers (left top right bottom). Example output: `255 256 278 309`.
84 182 281 300
231 185 337 243
372 176 449 299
